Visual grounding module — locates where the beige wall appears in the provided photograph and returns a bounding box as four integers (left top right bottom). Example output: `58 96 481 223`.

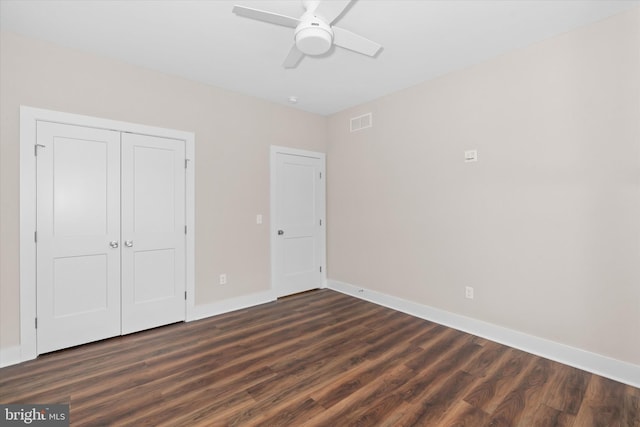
0 31 326 350
327 8 640 365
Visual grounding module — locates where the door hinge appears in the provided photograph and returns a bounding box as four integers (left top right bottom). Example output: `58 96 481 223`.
319 219 322 226
34 231 37 243
185 225 187 235
320 266 322 273
184 291 187 300
319 172 322 179
185 158 191 169
35 318 37 329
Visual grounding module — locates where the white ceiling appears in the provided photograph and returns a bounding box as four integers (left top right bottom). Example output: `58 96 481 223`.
1 0 638 116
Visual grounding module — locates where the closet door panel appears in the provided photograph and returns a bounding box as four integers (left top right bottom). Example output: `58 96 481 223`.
121 133 186 334
36 122 121 354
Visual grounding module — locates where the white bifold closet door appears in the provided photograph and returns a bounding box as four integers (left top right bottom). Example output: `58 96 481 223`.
120 133 186 334
36 122 121 353
36 122 185 354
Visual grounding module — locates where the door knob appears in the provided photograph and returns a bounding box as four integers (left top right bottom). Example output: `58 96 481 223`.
109 241 119 249
125 240 133 247
277 230 284 235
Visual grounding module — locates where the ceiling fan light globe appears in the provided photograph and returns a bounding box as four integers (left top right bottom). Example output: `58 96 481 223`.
294 20 333 56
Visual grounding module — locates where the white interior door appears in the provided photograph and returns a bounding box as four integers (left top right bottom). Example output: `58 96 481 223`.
36 122 121 353
120 133 186 334
272 149 325 297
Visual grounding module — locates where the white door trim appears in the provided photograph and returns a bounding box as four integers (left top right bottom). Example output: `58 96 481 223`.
269 145 326 296
19 106 195 362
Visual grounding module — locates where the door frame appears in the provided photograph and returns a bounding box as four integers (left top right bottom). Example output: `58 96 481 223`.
269 145 326 297
19 106 195 361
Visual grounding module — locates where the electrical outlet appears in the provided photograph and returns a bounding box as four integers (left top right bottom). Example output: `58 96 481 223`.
256 214 263 225
465 286 474 299
219 274 227 285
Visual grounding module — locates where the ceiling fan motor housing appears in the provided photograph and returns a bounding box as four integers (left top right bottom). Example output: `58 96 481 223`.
295 18 333 56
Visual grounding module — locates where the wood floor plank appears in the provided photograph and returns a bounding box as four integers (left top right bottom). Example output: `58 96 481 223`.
307 363 414 426
517 403 575 427
463 347 535 413
437 400 491 426
1 289 637 426
399 339 482 404
572 375 628 427
485 357 553 426
462 340 508 378
251 397 324 427
392 369 477 426
543 364 591 416
622 393 640 427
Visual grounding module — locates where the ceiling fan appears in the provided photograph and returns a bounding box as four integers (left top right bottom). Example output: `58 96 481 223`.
232 0 382 68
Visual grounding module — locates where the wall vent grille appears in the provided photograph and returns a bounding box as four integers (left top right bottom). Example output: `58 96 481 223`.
350 113 373 132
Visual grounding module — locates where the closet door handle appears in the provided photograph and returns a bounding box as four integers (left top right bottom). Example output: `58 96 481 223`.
109 241 119 249
124 240 133 248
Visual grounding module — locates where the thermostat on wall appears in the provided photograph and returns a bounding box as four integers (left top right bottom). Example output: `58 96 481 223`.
464 150 478 162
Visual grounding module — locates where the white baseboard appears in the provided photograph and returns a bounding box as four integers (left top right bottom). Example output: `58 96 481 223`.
0 345 22 368
186 290 277 322
328 279 640 388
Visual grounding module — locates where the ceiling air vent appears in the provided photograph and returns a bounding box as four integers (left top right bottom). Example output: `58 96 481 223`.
350 113 372 132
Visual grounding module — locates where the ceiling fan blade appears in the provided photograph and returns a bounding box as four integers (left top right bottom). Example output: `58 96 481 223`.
313 0 353 24
332 26 382 57
232 5 300 28
283 44 305 68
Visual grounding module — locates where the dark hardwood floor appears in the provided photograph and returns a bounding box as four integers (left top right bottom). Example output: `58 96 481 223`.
1 289 638 426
